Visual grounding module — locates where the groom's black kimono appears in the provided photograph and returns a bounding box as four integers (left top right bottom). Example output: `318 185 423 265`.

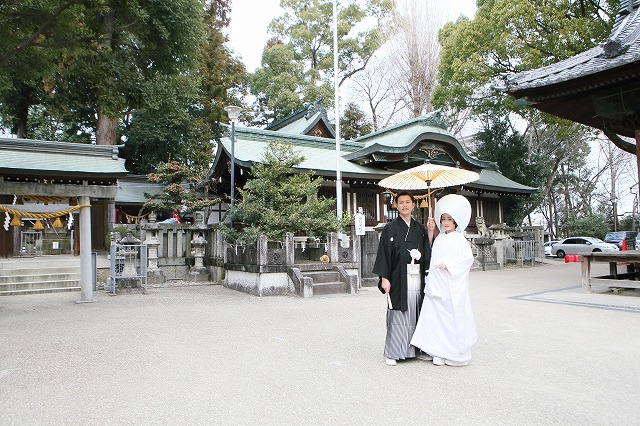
372 217 431 311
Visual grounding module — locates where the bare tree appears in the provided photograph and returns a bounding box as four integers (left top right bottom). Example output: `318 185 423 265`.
525 122 592 238
348 60 403 131
343 0 447 132
595 135 637 228
382 0 444 118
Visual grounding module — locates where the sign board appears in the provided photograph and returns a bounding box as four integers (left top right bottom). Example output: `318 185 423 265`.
354 207 366 236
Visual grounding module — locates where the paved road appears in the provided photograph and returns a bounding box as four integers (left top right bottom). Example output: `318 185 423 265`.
1 260 639 425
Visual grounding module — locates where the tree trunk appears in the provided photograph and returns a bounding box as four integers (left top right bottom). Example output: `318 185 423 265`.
96 112 117 145
14 85 33 139
14 103 28 139
95 9 116 145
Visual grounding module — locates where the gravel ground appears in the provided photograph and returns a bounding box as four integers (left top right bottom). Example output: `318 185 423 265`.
1 259 639 425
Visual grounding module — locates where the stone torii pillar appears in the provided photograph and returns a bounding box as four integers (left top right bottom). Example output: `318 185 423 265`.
77 195 93 303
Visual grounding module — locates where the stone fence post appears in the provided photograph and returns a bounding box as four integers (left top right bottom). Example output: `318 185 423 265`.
351 225 362 288
328 232 339 263
350 225 361 264
258 234 268 266
285 232 294 266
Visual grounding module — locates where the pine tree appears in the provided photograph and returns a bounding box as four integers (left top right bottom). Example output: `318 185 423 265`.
229 142 345 242
143 161 219 219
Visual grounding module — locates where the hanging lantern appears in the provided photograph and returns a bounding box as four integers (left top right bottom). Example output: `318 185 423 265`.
33 219 44 231
52 216 63 228
10 214 21 227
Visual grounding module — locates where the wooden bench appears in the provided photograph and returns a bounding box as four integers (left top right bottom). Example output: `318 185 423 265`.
580 252 640 292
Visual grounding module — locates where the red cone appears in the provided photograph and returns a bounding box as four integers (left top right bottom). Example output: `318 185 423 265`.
621 239 627 251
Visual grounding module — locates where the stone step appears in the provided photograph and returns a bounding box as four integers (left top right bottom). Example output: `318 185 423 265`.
0 280 81 296
312 281 348 295
0 272 80 283
0 287 81 296
0 255 84 295
302 270 341 283
294 263 334 272
0 257 80 270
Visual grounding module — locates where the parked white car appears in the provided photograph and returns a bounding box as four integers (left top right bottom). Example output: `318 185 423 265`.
551 237 619 259
544 240 560 256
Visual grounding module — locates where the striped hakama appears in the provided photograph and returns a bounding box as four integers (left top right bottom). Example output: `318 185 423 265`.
384 264 421 360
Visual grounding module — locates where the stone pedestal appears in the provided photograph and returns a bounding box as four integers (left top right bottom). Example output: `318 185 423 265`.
473 237 500 271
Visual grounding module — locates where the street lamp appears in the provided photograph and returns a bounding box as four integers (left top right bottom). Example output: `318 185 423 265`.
224 106 242 210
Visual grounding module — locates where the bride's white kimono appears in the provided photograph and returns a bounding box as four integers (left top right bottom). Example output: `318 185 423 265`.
411 195 477 363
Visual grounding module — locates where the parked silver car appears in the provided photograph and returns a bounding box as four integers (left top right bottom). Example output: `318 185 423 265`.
544 240 560 256
551 237 619 258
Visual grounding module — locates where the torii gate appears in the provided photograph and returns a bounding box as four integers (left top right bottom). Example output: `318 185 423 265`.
0 180 116 302
0 139 126 303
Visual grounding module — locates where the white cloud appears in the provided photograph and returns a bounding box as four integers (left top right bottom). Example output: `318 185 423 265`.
225 0 283 72
225 0 477 73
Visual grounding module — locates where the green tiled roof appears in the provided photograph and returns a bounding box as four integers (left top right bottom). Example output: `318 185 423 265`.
344 113 491 170
468 170 538 194
270 110 334 137
264 100 336 138
116 177 165 204
0 138 128 176
218 126 389 179
215 110 538 194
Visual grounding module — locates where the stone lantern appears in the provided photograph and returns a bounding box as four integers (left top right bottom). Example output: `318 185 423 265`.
188 211 210 282
142 212 166 284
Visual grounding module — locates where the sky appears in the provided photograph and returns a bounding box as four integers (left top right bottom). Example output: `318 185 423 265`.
225 0 478 72
226 0 282 72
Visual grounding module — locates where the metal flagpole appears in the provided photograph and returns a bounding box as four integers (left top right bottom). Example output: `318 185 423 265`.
333 0 343 219
224 105 242 225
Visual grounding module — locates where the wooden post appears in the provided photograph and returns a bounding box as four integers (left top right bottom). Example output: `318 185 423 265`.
581 256 591 293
